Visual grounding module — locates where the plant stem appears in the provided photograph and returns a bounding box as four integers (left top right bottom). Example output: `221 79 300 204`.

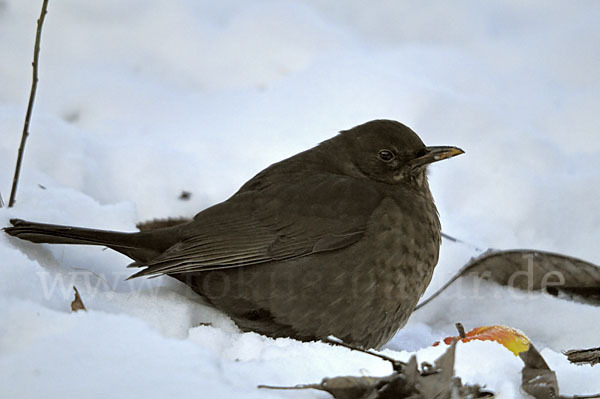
8 0 50 207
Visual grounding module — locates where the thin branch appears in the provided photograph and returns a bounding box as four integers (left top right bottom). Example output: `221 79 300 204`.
8 0 50 207
441 232 485 252
0 192 4 207
324 336 406 372
455 322 466 339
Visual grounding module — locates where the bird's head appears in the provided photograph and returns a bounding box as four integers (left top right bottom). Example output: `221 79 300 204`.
324 120 464 189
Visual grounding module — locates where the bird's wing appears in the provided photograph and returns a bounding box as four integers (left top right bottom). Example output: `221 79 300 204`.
128 174 383 278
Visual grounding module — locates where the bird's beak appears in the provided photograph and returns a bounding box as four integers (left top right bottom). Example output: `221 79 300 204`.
410 146 464 168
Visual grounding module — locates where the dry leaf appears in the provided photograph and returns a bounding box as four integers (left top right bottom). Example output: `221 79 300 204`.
519 344 559 399
259 341 494 398
70 286 86 312
416 249 600 310
563 347 600 366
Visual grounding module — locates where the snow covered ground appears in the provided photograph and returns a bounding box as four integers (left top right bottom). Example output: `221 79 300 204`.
1 0 599 397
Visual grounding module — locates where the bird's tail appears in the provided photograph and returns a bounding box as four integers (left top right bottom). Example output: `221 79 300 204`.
4 218 179 264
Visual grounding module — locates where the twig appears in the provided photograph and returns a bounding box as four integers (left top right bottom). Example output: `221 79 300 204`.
414 248 497 311
0 192 4 208
441 232 485 252
455 322 466 339
324 336 406 372
258 384 316 390
8 0 50 207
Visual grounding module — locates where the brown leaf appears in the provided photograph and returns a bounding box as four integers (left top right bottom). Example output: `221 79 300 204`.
419 340 457 398
519 344 559 399
416 249 600 310
259 341 494 398
563 347 600 366
70 286 86 312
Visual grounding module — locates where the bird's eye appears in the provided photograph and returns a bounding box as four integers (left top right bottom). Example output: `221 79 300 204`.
378 149 395 162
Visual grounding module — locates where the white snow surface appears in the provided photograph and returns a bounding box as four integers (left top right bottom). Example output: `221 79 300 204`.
1 0 599 397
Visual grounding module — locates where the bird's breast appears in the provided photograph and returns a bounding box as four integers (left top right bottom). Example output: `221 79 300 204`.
356 194 441 337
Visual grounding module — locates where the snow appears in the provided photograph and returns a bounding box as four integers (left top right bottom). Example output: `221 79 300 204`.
1 0 599 397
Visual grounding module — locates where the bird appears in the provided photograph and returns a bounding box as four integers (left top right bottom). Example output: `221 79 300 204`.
4 119 463 349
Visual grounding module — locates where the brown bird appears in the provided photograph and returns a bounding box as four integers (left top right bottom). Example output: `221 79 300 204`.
4 120 463 349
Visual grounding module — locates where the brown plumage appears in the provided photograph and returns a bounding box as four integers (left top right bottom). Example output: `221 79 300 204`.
4 120 463 348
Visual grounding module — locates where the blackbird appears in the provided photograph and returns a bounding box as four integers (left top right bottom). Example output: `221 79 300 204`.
4 120 463 349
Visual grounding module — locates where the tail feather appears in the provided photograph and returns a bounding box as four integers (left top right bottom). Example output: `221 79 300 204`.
4 218 180 264
5 218 137 246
